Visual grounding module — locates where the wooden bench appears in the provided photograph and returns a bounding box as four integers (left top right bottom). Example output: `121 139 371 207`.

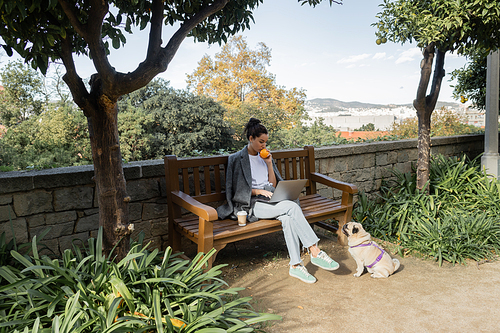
164 145 358 267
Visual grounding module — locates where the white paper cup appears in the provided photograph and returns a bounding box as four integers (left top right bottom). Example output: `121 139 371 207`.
236 211 247 226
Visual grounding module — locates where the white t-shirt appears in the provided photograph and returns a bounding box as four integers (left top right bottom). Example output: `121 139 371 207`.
249 154 271 189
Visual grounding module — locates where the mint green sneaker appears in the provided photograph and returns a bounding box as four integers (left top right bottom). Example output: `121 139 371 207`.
310 251 339 271
289 265 316 284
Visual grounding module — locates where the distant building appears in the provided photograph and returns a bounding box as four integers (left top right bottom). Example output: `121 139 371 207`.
321 115 396 131
462 107 485 127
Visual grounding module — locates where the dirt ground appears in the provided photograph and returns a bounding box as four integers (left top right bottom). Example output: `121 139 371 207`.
200 228 500 332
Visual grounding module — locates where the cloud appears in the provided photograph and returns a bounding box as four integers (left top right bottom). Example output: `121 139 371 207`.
395 48 422 64
373 52 386 60
337 53 371 64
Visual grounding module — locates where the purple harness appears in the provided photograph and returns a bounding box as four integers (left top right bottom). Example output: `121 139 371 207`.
350 242 384 268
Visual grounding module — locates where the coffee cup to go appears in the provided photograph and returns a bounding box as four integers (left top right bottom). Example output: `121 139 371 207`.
236 211 247 226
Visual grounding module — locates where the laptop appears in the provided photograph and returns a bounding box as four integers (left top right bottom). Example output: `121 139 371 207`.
256 179 307 203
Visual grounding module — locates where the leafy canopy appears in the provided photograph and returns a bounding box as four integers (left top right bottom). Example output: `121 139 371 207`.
187 35 306 139
0 0 263 74
375 0 500 53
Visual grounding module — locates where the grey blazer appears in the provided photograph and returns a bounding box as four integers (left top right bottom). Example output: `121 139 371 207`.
216 146 283 222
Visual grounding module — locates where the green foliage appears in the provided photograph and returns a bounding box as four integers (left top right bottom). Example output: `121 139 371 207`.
390 107 481 139
268 118 345 149
0 104 92 170
0 228 281 332
0 0 263 74
353 154 500 265
118 79 234 159
450 50 498 111
354 123 377 131
187 35 307 141
375 0 500 54
0 60 46 125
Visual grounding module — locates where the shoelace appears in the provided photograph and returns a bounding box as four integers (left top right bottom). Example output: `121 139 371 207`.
316 251 333 264
294 265 312 276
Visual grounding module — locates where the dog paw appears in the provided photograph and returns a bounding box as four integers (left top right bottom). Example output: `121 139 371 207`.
353 273 361 277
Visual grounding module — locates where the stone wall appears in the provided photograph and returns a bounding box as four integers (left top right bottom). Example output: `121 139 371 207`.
0 134 489 255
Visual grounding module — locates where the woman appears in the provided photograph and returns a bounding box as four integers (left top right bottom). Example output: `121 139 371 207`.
217 118 339 283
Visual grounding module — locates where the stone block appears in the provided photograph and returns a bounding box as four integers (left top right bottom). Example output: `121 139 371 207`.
46 211 78 225
59 232 90 252
376 153 388 166
387 151 398 164
0 218 28 243
397 150 409 163
356 168 374 182
0 173 33 194
0 195 12 205
37 238 60 258
27 214 45 228
132 221 152 240
76 214 99 233
53 187 94 211
127 179 160 202
84 208 99 216
0 204 16 222
129 203 143 221
333 157 348 172
351 154 367 170
151 219 169 237
13 190 53 217
31 221 74 240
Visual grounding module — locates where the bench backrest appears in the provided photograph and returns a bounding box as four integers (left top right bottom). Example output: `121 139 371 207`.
164 145 317 204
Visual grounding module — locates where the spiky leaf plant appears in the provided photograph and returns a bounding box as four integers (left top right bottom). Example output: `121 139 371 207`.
0 229 281 332
354 154 500 265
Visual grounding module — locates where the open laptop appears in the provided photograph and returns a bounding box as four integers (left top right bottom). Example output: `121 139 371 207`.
256 179 307 203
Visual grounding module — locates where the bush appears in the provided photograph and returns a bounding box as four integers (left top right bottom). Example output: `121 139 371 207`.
0 229 280 332
390 107 481 139
353 154 500 265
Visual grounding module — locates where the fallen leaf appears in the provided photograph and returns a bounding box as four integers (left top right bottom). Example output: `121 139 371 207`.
297 306 304 309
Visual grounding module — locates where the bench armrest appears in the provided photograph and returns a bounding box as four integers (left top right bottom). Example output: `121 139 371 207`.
171 190 219 221
310 172 358 194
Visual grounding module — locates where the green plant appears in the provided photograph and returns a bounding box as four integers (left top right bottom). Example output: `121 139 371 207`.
353 154 500 265
0 228 281 332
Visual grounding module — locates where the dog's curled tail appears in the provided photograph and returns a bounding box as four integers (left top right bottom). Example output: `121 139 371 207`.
393 258 400 272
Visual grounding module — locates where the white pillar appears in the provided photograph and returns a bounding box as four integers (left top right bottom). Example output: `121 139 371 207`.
481 50 500 179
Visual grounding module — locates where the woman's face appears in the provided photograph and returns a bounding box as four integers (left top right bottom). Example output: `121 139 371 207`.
248 133 269 154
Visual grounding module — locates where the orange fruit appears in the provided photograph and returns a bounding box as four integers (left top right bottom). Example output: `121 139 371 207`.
259 149 270 159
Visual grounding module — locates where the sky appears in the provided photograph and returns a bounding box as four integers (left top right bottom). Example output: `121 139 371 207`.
3 0 469 105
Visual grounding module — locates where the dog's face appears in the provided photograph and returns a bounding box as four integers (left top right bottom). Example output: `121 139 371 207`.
342 222 371 245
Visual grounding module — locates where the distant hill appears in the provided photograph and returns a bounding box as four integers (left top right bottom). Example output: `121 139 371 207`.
306 98 460 112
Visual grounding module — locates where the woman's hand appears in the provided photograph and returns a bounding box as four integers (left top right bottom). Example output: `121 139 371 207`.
253 189 273 198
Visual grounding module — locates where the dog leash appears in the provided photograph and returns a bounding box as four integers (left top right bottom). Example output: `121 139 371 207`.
350 242 385 268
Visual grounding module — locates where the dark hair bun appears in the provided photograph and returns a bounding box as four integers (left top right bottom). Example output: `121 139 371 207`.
243 117 268 141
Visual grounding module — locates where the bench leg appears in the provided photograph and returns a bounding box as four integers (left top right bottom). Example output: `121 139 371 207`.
336 209 352 246
167 218 182 253
198 217 215 268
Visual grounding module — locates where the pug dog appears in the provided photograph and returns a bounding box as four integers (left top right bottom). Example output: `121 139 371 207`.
342 221 400 278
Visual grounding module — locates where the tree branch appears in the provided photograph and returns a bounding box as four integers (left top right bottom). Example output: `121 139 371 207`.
57 0 87 38
413 43 435 112
426 48 446 111
111 0 231 98
146 0 164 59
59 36 93 116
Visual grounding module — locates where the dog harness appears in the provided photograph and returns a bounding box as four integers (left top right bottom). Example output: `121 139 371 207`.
350 242 385 268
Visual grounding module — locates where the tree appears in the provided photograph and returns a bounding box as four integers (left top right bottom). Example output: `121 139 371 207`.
0 60 47 125
375 0 500 190
355 123 377 131
186 35 307 140
0 0 263 259
118 79 234 159
450 49 500 111
390 107 479 139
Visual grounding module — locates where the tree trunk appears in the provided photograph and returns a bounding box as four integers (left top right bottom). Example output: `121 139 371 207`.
87 91 132 260
413 44 446 191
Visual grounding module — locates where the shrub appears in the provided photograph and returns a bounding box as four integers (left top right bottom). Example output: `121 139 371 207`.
353 154 500 265
0 229 280 332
